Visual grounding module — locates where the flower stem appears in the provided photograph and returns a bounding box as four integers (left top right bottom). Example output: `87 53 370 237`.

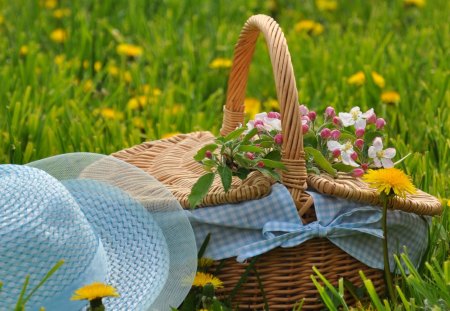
382 197 395 302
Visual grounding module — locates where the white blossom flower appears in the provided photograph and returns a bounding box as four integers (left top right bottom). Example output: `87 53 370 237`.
338 107 374 129
368 137 396 168
246 112 281 132
327 140 359 167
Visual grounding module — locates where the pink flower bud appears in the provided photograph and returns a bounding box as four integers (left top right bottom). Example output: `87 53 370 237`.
299 104 309 116
332 149 341 158
246 152 255 160
367 113 377 124
254 120 264 131
375 118 386 130
330 129 341 140
352 168 365 177
307 111 317 121
325 106 336 119
361 163 369 171
302 123 309 134
205 150 212 159
320 128 331 139
274 133 283 145
302 115 310 123
355 128 365 138
267 111 281 119
332 116 342 127
257 161 265 168
354 138 364 150
351 152 358 161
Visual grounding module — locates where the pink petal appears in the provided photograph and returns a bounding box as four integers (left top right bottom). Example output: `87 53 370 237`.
368 146 377 158
373 158 382 168
383 148 396 158
381 158 394 168
355 119 367 130
372 137 383 150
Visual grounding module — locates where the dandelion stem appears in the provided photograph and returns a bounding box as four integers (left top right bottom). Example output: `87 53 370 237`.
382 197 395 302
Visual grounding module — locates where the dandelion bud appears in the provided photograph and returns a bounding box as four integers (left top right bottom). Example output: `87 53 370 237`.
355 128 365 138
325 106 336 120
302 123 309 134
375 118 386 130
257 161 265 168
354 138 364 150
320 128 331 139
332 116 342 127
307 111 317 121
205 150 212 159
267 111 281 119
352 168 365 177
332 149 341 158
274 133 283 145
351 152 358 161
367 112 377 124
330 129 341 140
246 152 255 160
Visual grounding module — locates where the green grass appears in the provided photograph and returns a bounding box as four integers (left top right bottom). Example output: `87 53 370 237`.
0 0 449 308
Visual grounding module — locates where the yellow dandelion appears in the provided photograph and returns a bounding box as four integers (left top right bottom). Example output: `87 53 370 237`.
53 8 71 19
170 104 184 115
209 58 233 69
294 20 324 36
161 132 181 139
83 79 94 93
381 91 401 105
94 61 102 72
404 0 426 8
19 45 29 56
116 43 143 58
371 71 385 88
123 71 133 83
244 97 261 119
0 15 4 25
54 54 66 66
127 98 140 110
316 0 338 11
193 272 223 288
99 108 123 120
107 65 119 77
132 117 145 129
347 71 366 86
50 28 68 43
71 282 119 301
42 0 57 9
198 257 215 268
263 98 279 111
363 168 416 199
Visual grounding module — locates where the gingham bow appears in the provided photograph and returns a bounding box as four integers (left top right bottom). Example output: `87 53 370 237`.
236 206 383 262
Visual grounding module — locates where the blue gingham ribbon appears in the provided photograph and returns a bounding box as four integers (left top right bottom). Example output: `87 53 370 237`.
187 184 429 272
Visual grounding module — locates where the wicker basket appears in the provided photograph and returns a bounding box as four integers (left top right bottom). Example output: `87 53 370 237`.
113 14 442 310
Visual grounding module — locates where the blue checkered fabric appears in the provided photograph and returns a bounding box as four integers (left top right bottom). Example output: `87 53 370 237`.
187 184 430 272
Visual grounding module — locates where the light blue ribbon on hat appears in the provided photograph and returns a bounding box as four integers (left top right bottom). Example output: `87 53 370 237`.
236 207 383 262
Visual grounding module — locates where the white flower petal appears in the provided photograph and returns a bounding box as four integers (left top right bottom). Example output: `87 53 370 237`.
355 119 367 130
381 158 394 168
341 153 359 167
338 112 354 127
362 108 374 118
372 137 383 150
254 112 267 121
373 157 382 168
368 146 377 158
327 140 342 151
299 105 309 116
383 148 396 159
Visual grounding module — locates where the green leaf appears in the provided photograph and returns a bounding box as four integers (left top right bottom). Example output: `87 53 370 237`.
188 172 215 208
218 165 232 192
243 128 258 142
303 132 318 148
260 159 286 169
264 150 281 161
305 147 337 176
224 127 246 141
197 233 211 259
235 167 251 180
238 145 265 153
194 144 218 161
256 167 281 181
23 260 65 304
259 141 275 148
332 163 355 173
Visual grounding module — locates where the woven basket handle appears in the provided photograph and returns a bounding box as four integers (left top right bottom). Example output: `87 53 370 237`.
220 14 307 207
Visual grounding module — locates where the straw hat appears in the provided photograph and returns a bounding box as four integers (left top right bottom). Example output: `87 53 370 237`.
0 153 197 310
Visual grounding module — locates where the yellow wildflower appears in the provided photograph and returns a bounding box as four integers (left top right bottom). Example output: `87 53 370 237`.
263 98 279 111
244 97 261 119
19 45 29 56
108 65 119 77
371 71 385 88
50 28 68 43
83 79 94 93
123 71 132 83
127 96 149 110
42 0 57 9
132 117 145 129
98 108 124 120
82 60 89 69
71 282 119 301
363 168 416 198
94 61 102 72
381 91 401 105
316 0 338 12
116 43 143 57
169 104 184 115
209 58 233 69
53 8 71 19
347 71 366 86
54 54 66 66
161 132 181 139
0 15 4 25
404 0 426 8
198 257 215 268
192 272 223 288
294 20 324 36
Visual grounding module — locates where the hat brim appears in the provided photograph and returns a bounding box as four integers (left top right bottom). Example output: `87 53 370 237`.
28 153 197 310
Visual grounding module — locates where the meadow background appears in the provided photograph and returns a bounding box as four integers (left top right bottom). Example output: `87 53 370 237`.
0 0 449 307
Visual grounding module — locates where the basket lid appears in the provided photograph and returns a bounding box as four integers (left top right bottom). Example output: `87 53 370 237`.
112 132 273 208
307 173 442 216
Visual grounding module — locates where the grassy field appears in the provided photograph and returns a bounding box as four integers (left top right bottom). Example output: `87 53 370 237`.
1 0 449 308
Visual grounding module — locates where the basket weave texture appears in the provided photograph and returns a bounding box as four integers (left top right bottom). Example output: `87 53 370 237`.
113 14 441 310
